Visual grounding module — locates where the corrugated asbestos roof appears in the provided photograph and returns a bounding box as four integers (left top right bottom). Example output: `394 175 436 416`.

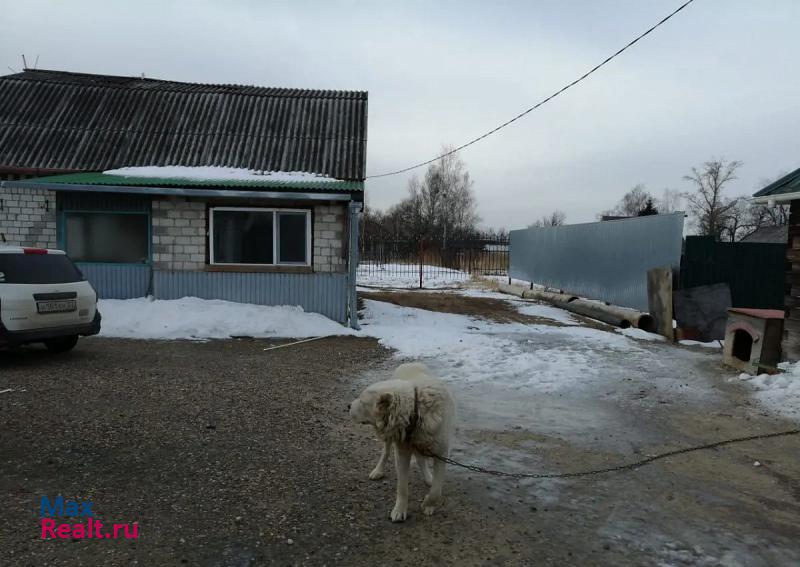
740 225 788 244
0 69 368 180
17 172 363 192
753 167 800 198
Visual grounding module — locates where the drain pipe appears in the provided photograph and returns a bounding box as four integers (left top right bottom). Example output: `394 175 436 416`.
347 200 361 330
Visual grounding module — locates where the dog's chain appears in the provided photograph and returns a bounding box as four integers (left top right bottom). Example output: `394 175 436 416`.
422 429 800 479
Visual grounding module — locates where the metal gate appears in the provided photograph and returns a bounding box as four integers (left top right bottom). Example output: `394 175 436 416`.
358 238 509 288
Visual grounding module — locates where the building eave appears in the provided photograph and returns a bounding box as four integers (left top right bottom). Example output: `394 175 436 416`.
751 192 800 205
0 180 359 202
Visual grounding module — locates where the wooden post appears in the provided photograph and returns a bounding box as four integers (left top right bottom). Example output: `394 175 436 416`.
647 266 674 340
418 240 424 289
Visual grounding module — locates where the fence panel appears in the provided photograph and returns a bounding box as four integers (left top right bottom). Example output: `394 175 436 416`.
681 236 785 309
358 238 508 288
509 213 684 311
77 263 151 299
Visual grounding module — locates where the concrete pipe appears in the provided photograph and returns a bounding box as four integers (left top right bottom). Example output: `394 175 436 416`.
497 283 527 297
560 299 656 332
495 283 654 331
521 289 578 304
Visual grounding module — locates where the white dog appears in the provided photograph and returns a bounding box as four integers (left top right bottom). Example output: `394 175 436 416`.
349 362 455 522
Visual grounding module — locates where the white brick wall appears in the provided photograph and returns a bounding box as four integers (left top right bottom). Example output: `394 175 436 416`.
151 198 207 270
150 198 347 273
313 203 346 273
0 187 57 248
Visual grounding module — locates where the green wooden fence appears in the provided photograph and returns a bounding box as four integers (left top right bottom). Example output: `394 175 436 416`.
681 236 785 309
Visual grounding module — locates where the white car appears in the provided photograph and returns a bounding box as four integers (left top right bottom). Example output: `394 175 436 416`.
0 246 101 352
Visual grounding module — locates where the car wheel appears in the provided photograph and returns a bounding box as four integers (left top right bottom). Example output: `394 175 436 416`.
44 335 79 353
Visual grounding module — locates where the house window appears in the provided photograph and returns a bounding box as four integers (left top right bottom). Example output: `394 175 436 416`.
64 212 149 263
210 207 311 266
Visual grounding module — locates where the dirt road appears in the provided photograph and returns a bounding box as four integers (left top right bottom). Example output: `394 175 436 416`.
1 337 547 566
2 296 799 565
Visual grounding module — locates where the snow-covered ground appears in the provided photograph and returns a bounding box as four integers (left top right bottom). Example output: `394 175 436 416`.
94 290 798 422
517 303 580 325
98 297 355 340
616 327 666 341
360 297 649 394
359 288 799 426
738 362 800 420
357 263 469 289
679 339 723 349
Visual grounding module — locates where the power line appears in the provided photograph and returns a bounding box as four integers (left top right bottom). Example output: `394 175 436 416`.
366 0 696 179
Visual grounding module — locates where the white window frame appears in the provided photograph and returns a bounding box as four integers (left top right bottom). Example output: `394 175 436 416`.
209 207 312 267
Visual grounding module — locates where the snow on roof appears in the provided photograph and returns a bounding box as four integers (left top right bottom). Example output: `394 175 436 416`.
103 166 339 183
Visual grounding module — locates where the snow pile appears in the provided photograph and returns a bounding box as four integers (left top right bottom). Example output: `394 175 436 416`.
679 339 722 349
616 327 666 341
357 263 468 289
97 297 355 340
739 362 800 420
104 166 337 183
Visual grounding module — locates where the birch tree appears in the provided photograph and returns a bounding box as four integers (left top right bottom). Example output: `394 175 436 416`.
683 158 742 239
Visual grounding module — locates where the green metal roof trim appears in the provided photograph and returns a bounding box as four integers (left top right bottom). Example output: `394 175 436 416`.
20 172 364 192
753 167 800 198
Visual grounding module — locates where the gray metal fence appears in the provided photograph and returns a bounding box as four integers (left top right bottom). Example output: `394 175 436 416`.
509 213 684 311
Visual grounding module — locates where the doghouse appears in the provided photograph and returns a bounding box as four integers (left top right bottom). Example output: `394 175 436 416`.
723 308 784 375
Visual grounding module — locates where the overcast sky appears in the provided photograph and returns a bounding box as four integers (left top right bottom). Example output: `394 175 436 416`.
2 0 798 229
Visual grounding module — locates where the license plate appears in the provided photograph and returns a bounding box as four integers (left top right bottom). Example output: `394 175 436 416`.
37 299 77 314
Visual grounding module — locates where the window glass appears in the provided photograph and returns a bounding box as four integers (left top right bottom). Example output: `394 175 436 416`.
213 210 274 264
65 213 149 263
278 212 308 264
0 254 84 284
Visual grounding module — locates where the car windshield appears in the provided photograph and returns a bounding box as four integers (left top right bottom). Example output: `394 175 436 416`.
0 254 84 284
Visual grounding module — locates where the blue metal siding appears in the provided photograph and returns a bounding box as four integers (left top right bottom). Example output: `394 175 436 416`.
77 263 151 299
509 213 684 311
153 271 348 323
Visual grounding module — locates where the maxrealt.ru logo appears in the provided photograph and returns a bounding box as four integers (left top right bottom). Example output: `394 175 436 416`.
40 496 139 540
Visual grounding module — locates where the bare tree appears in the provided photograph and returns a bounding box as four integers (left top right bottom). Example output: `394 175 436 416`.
719 197 752 242
683 158 742 239
601 184 654 218
657 188 683 213
372 146 479 244
529 210 566 228
749 202 789 228
481 226 510 240
413 146 479 244
747 172 790 232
